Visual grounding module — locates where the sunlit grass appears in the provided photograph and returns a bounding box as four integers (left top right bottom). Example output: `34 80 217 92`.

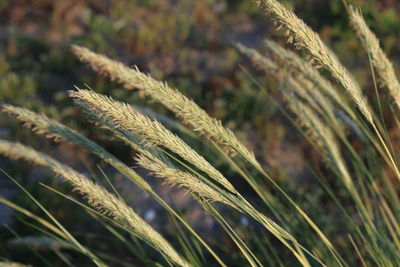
1 1 400 266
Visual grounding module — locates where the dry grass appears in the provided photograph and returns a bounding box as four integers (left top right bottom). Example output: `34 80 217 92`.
71 45 261 168
136 153 232 206
349 6 400 110
69 88 237 194
2 1 400 266
254 0 374 123
0 139 190 267
53 165 191 267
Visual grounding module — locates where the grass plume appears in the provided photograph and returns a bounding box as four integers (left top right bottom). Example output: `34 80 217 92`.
349 6 400 110
69 89 317 264
52 165 191 267
136 153 232 206
1 104 227 266
71 45 260 168
0 139 190 267
254 0 374 123
1 104 152 191
69 88 237 194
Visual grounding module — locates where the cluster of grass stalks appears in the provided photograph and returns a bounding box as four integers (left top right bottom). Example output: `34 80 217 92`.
1 1 400 266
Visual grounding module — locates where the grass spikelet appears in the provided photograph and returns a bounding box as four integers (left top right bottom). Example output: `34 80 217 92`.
349 6 400 110
1 104 151 191
0 139 57 167
52 165 191 267
83 107 170 164
71 45 137 90
69 88 237 194
254 0 374 123
136 153 232 206
0 139 190 267
71 45 260 168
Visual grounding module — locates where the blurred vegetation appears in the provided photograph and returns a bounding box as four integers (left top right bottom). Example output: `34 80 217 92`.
1 0 400 266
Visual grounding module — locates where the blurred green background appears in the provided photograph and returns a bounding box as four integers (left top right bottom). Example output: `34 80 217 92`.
1 0 399 265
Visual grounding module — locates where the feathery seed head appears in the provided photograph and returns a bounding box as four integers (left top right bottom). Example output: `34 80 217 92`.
69 89 237 193
2 104 67 142
1 104 106 155
71 45 261 169
137 154 232 206
254 0 374 123
71 45 136 90
52 164 191 267
0 138 190 267
2 103 152 191
349 6 400 111
0 139 60 168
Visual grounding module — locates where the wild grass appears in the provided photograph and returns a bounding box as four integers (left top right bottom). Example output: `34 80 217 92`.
254 0 374 124
1 1 400 266
0 140 189 267
70 45 260 168
349 6 400 111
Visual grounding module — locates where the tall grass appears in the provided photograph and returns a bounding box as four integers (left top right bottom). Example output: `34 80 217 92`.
1 1 400 266
0 140 190 267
